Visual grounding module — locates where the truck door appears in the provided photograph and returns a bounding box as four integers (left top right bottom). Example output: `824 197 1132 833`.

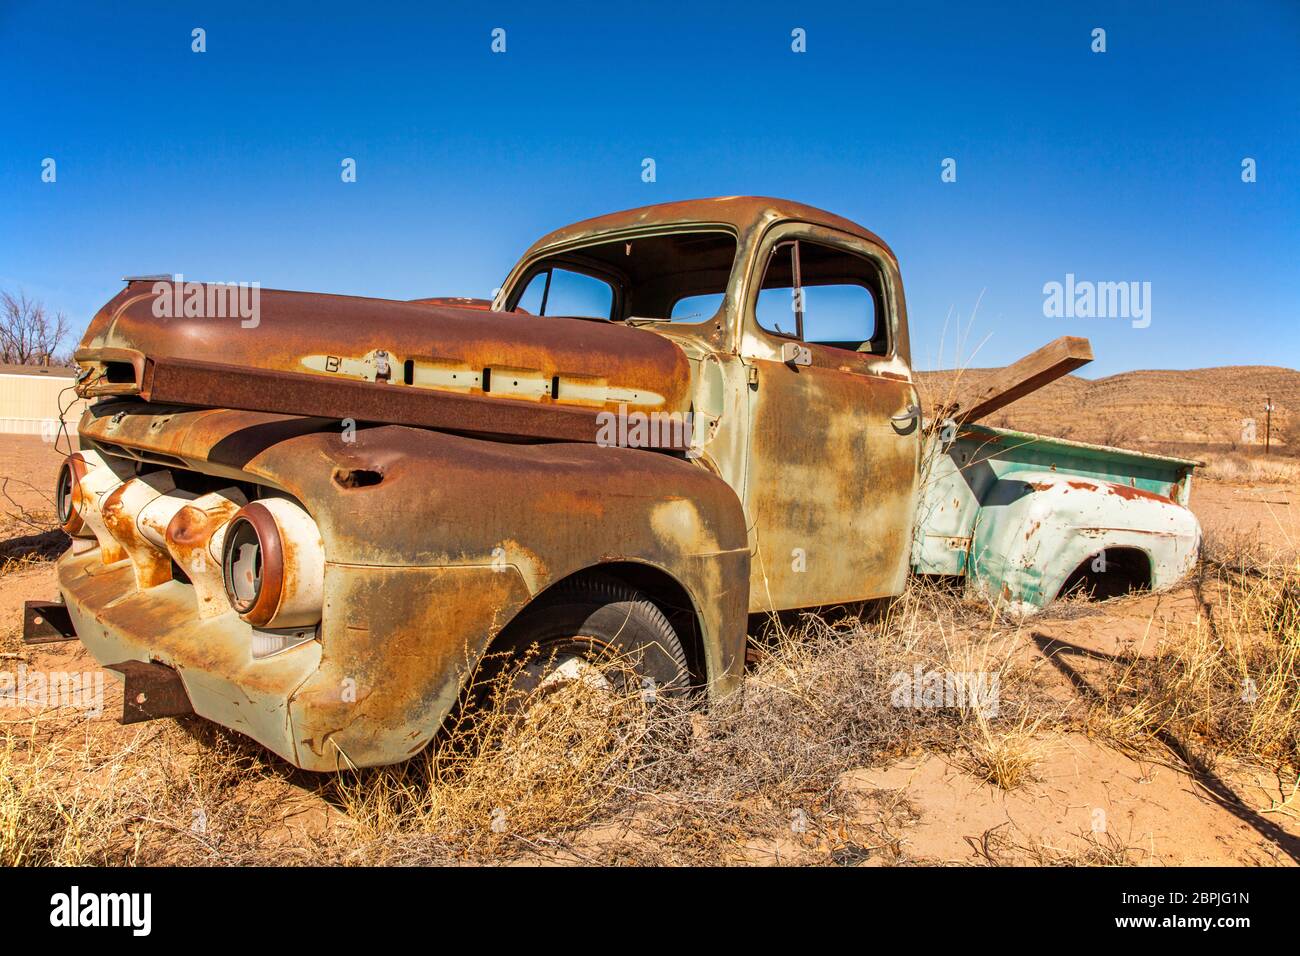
739 224 922 612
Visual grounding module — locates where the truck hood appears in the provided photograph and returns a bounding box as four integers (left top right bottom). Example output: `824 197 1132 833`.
74 281 693 419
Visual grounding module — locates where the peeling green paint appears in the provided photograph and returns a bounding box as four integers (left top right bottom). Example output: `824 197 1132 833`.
913 424 1201 613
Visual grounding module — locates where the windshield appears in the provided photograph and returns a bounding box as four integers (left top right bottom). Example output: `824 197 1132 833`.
505 230 737 324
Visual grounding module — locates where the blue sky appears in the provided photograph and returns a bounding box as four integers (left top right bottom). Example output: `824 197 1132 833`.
2 0 1297 376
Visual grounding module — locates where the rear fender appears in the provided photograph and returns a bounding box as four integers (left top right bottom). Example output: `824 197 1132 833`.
969 470 1200 614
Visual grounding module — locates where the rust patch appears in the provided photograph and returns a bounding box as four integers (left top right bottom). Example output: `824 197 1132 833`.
522 196 899 266
164 492 246 619
1106 482 1172 504
77 283 695 419
100 482 172 588
332 467 384 489
743 352 919 610
139 356 690 448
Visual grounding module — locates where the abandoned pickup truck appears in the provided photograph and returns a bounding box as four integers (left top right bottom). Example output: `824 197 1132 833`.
34 197 1201 770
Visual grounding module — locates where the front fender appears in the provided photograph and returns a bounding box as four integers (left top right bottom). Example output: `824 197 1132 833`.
243 425 751 765
969 470 1200 614
75 404 750 769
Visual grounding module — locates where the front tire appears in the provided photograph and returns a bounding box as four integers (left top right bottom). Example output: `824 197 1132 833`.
489 574 691 702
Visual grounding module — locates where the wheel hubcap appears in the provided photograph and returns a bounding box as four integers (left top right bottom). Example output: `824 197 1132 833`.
534 653 613 693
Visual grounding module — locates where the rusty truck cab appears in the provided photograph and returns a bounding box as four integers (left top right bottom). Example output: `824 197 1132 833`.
494 197 924 613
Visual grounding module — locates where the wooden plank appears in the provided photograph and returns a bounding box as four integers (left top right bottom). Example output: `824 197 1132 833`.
959 336 1093 422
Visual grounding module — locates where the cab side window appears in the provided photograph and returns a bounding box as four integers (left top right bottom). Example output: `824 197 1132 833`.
755 240 887 354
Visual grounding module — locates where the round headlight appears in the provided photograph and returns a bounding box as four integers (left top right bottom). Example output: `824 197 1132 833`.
56 455 87 536
221 506 281 624
220 499 324 628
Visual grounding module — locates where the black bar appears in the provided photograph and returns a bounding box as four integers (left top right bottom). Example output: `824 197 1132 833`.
22 600 77 644
105 660 194 724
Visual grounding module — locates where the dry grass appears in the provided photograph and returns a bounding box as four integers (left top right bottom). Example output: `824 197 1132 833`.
336 584 1048 864
0 513 67 572
962 710 1048 790
1197 450 1300 485
335 652 668 860
0 715 152 866
5 538 1291 866
1087 550 1299 777
0 486 66 583
0 579 1056 867
964 823 1145 866
0 691 350 865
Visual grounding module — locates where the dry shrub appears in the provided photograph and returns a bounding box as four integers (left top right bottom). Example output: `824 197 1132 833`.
1201 528 1290 578
0 710 334 866
1089 560 1300 774
336 655 669 860
0 720 74 865
0 513 67 575
964 823 1143 866
0 717 133 865
334 580 1050 865
962 710 1048 790
2 579 1057 867
0 500 67 578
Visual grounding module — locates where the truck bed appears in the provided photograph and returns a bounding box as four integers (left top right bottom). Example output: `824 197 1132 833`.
912 423 1201 610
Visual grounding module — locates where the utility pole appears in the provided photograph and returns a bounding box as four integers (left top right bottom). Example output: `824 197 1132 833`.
1265 396 1273 454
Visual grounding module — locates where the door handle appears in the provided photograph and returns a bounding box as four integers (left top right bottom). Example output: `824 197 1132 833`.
890 404 921 423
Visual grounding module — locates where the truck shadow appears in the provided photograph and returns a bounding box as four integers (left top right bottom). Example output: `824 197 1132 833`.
0 528 69 563
1030 630 1300 863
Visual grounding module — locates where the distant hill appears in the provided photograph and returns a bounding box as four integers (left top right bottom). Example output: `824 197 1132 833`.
914 365 1299 451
